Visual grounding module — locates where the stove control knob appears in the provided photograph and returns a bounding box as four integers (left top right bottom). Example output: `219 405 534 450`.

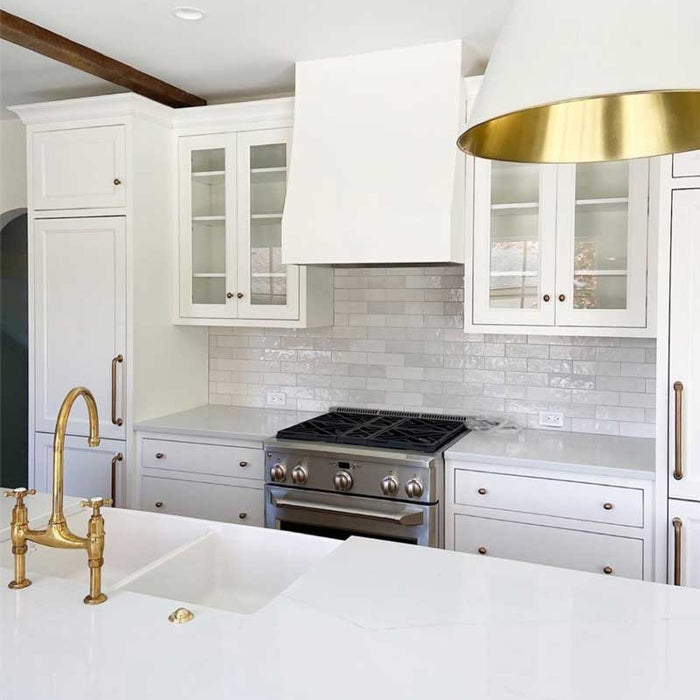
291 465 308 485
334 470 353 492
270 463 287 482
405 478 424 499
380 475 399 496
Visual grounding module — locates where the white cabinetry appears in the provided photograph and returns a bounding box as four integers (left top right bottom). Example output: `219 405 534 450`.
668 500 700 588
32 125 126 210
174 99 332 328
673 150 700 179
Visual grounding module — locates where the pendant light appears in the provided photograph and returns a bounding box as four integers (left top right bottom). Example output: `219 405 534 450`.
458 0 700 163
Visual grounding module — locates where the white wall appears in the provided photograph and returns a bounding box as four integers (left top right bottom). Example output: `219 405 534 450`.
0 119 27 214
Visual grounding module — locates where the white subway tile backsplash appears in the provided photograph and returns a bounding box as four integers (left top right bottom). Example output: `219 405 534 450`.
208 265 656 436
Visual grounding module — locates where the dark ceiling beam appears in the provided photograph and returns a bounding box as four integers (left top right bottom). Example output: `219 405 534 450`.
0 11 206 108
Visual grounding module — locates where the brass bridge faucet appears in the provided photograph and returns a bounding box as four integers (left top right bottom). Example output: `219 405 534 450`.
4 387 112 605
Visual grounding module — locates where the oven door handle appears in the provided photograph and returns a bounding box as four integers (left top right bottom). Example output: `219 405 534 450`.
271 496 424 526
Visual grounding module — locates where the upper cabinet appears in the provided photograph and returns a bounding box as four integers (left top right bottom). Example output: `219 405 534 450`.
465 77 655 337
673 150 700 179
174 100 332 327
32 125 126 210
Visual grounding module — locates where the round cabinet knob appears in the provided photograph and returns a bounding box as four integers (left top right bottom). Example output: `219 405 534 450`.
270 463 287 482
380 475 399 496
237 292 244 299
478 547 488 555
558 294 566 302
155 452 165 459
239 461 248 468
291 465 308 485
155 502 163 509
113 178 122 186
334 470 353 492
477 487 487 495
405 478 424 499
238 512 247 520
603 566 613 575
603 502 614 511
543 294 551 303
226 292 234 299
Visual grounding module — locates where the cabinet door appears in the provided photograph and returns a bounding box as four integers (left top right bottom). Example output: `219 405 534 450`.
673 150 700 178
236 128 299 320
32 126 126 210
668 189 700 500
34 218 126 440
472 159 557 325
668 499 700 588
142 475 263 526
178 134 238 319
554 160 649 328
34 432 125 504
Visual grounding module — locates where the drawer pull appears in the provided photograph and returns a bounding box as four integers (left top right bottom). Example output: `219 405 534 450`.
155 453 165 459
674 381 684 480
603 502 614 511
111 354 124 426
603 566 613 575
238 512 247 520
239 461 248 467
477 488 487 495
155 501 164 509
477 546 488 555
111 453 123 507
673 517 683 586
113 178 122 186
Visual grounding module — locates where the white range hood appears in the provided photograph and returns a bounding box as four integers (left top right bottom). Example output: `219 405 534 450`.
282 41 465 265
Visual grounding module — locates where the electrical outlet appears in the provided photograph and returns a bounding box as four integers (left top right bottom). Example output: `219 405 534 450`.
538 411 564 428
267 392 286 407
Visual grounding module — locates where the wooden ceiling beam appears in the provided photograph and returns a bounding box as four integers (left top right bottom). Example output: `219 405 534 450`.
0 11 206 108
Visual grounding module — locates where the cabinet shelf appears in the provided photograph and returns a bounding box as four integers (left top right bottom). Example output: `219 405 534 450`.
251 166 286 174
573 269 628 277
490 271 538 278
252 272 286 278
193 272 226 278
251 213 283 220
491 202 539 211
575 197 628 207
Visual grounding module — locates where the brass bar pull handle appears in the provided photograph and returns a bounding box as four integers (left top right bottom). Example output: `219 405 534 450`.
674 381 684 480
111 453 123 507
673 517 683 586
111 355 124 426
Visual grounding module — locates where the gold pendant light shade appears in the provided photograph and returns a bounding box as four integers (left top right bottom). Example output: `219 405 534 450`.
459 0 700 164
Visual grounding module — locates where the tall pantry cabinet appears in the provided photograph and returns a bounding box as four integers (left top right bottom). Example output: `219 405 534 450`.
10 94 209 508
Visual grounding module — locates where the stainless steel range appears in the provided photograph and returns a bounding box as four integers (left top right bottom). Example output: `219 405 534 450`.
263 408 469 547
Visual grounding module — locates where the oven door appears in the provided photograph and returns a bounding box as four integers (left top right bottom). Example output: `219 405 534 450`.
265 485 439 547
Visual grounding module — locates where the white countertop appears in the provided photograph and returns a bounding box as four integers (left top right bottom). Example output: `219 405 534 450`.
1 489 83 542
2 532 698 700
445 428 655 480
134 404 319 442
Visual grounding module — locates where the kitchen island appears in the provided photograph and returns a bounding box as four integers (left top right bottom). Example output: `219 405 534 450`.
1 505 697 700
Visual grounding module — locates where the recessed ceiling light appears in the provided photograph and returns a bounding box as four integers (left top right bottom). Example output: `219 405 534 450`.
172 6 206 21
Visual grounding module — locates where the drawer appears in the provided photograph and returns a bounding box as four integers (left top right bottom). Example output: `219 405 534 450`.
142 438 263 480
454 514 643 579
142 476 263 526
673 150 700 178
454 469 643 527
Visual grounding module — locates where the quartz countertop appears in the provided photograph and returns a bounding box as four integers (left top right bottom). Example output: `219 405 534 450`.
2 531 698 700
445 428 655 480
134 404 319 442
1 489 83 542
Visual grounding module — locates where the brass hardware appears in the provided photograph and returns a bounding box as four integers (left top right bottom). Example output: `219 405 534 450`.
111 453 123 507
558 294 566 302
168 607 194 624
674 381 684 480
111 354 124 426
6 387 109 604
4 489 36 590
239 461 248 467
603 566 613 575
477 547 488 555
603 502 614 511
155 452 165 459
458 91 700 164
477 488 487 495
543 294 551 303
238 513 247 520
673 517 683 586
155 501 164 509
237 292 244 299
113 178 122 186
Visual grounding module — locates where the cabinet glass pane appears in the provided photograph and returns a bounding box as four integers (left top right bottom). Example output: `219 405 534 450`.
573 162 629 310
248 143 288 306
488 161 541 310
191 148 227 304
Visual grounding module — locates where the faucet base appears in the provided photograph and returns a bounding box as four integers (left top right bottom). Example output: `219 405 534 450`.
8 579 31 590
84 592 107 605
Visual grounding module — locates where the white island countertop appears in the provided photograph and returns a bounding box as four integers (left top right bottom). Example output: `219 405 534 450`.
445 428 655 480
134 404 319 442
2 530 698 700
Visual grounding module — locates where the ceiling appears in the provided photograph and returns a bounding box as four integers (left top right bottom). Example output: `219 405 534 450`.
0 0 512 117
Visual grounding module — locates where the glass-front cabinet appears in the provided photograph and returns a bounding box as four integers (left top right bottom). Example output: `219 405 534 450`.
178 128 301 323
469 157 652 335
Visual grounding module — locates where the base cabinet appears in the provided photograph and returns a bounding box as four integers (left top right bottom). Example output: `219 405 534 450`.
668 499 700 588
